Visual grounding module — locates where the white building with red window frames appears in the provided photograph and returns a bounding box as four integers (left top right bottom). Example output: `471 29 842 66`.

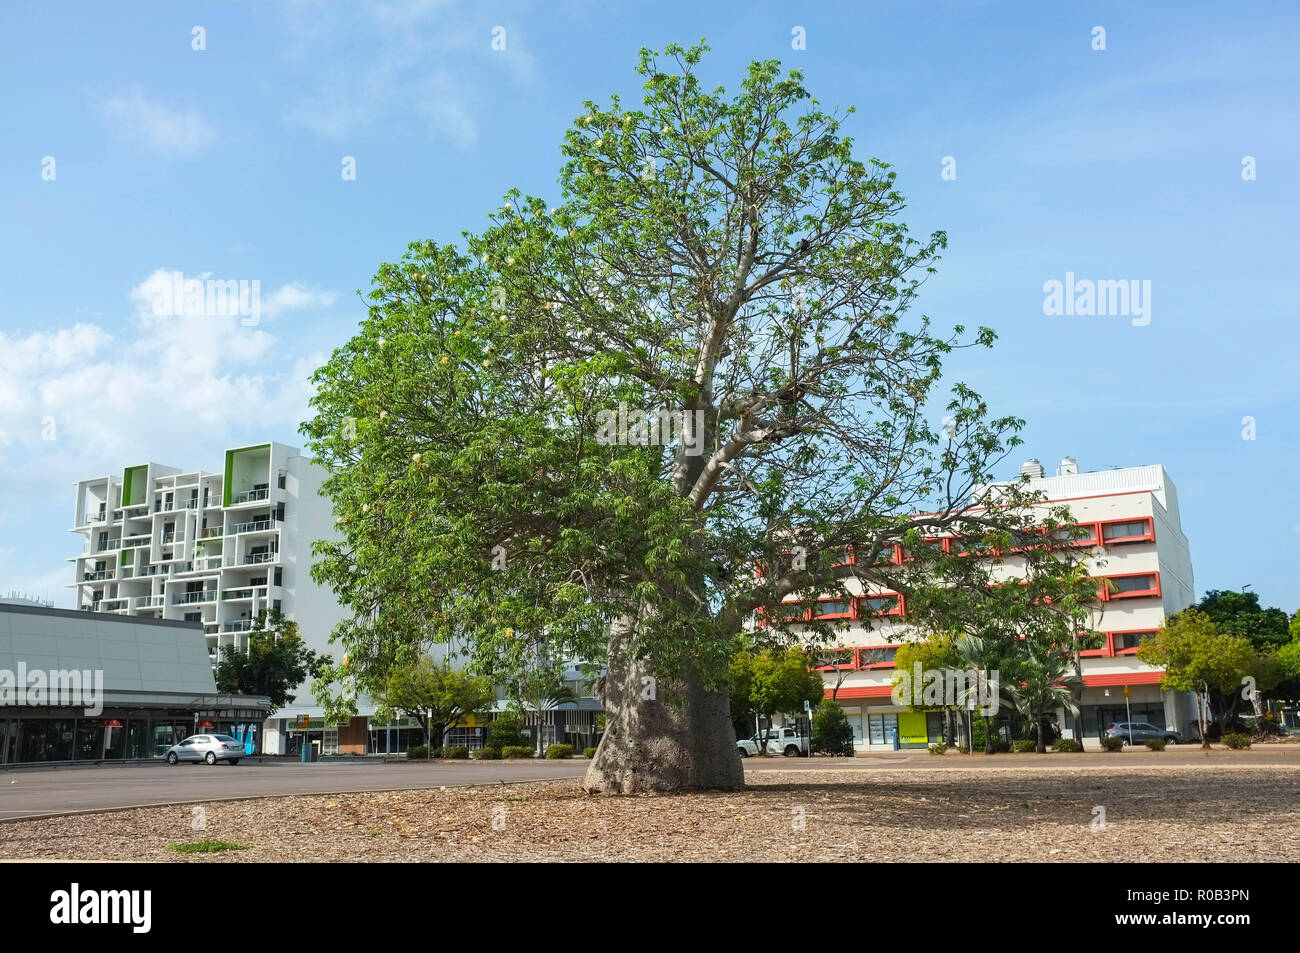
783 458 1197 750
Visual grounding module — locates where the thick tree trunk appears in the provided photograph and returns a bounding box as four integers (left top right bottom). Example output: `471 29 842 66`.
583 615 744 793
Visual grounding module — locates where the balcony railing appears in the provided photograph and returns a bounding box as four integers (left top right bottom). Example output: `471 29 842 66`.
199 526 224 539
221 586 268 601
223 620 253 633
162 532 183 544
93 540 121 552
81 570 113 581
227 519 278 535
231 488 269 504
132 595 165 609
174 590 218 604
242 551 278 565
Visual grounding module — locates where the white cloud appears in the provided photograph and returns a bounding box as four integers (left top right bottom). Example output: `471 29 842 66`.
99 90 217 155
262 282 338 319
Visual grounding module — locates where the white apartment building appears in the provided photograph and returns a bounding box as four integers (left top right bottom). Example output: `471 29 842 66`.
778 457 1197 750
68 442 344 681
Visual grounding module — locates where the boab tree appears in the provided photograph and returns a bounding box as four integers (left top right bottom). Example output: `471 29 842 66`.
303 43 1048 792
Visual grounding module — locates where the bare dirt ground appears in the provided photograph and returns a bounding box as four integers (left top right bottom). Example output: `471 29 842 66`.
3 763 1298 862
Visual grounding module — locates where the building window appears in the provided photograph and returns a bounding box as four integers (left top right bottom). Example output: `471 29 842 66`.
1111 631 1154 652
867 713 898 745
277 473 286 489
812 648 855 670
273 568 283 586
860 593 903 616
1102 519 1153 543
1106 573 1160 599
858 646 898 667
813 598 853 619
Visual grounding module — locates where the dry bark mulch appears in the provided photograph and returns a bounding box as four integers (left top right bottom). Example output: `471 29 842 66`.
2 766 1298 862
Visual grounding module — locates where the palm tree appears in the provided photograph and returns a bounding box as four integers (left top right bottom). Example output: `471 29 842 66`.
1008 641 1083 753
952 634 1008 753
510 663 580 755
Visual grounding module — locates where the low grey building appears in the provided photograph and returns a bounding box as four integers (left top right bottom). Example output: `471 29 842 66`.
0 602 269 764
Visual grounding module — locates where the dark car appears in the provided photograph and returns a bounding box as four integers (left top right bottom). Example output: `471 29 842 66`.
1105 722 1181 745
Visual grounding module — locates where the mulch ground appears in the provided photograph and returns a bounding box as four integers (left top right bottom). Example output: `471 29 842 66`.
3 765 1298 862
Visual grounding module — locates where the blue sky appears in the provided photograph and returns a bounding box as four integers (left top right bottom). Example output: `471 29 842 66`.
1 1 1297 611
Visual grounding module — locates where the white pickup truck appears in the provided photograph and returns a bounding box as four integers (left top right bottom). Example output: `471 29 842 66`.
737 726 808 758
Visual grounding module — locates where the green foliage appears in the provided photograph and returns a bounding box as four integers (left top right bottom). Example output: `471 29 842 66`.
1144 738 1166 751
1193 590 1291 651
988 738 1011 753
1099 736 1123 752
301 42 1044 722
583 747 598 759
810 699 855 755
730 647 825 746
1051 738 1083 752
371 656 495 750
1011 739 1036 753
1222 732 1252 750
927 743 948 756
214 609 332 714
487 709 529 751
407 745 429 759
444 746 470 759
473 746 499 759
501 746 533 759
545 743 574 759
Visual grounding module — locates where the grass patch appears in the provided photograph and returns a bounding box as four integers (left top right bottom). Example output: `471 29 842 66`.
168 839 248 854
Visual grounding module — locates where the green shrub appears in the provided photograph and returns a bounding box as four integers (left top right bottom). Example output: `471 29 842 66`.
1011 739 1037 753
583 747 598 759
501 745 533 759
407 745 428 760
811 700 856 756
1144 738 1166 751
444 746 469 759
472 746 498 759
1222 732 1252 750
988 738 1011 753
545 743 573 759
1052 738 1083 753
1099 735 1124 752
927 743 947 756
487 710 529 750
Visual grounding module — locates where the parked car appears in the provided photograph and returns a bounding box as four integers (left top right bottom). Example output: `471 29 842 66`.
737 726 808 758
165 734 245 765
1105 722 1181 745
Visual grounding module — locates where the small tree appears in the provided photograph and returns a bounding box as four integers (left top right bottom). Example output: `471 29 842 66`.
509 662 580 756
729 646 824 753
1137 610 1256 749
215 609 332 717
375 656 495 751
486 708 529 752
811 699 855 755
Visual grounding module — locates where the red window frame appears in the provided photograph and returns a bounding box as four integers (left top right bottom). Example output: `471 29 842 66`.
1107 629 1157 655
855 645 899 669
811 595 856 621
1102 571 1161 600
1057 521 1101 547
1074 631 1108 658
1100 517 1154 545
858 592 905 617
811 647 859 671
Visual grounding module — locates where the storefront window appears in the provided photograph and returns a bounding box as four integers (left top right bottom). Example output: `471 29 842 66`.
867 713 898 745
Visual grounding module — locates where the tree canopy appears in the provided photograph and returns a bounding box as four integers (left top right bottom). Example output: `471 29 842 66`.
301 42 1072 790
